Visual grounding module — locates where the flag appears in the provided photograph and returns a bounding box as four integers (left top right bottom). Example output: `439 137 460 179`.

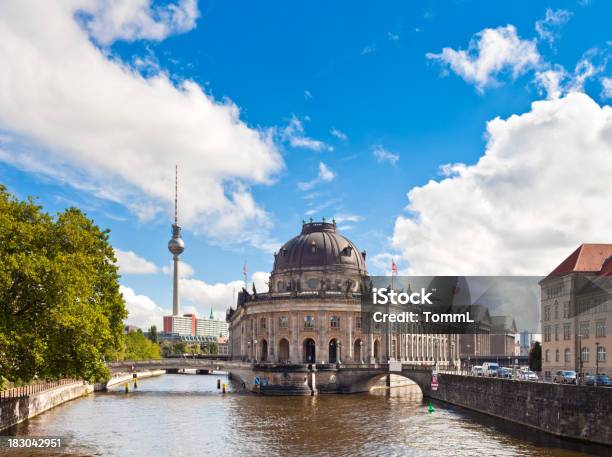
391 259 398 274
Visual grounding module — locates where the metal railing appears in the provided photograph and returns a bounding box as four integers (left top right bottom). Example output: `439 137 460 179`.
0 379 81 401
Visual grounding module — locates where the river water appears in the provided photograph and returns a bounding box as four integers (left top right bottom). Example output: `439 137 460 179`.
1 374 609 457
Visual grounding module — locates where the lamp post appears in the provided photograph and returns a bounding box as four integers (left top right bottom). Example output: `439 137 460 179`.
337 341 342 365
596 341 600 381
247 341 251 362
577 333 583 385
254 339 258 363
359 340 364 364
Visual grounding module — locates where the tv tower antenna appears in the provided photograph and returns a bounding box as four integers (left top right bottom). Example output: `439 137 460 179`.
167 165 185 316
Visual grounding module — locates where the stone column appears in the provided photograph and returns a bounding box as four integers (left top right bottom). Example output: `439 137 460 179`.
291 312 299 363
348 312 353 361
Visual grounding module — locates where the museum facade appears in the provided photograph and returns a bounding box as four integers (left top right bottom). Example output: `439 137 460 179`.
226 220 459 367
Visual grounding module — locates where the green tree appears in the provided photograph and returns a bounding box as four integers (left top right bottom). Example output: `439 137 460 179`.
529 341 542 372
122 331 161 360
0 186 127 383
148 325 158 343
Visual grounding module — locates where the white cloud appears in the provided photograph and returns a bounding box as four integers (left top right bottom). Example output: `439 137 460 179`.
280 115 333 152
535 8 572 46
372 145 400 165
602 77 612 99
0 1 282 248
297 162 336 191
391 93 612 275
121 285 168 329
387 32 400 42
426 25 540 92
80 0 199 45
115 248 158 274
362 44 376 55
304 90 312 99
161 260 195 278
330 128 348 141
180 271 270 318
535 66 568 99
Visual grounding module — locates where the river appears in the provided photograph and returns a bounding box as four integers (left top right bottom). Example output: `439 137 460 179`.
1 374 609 457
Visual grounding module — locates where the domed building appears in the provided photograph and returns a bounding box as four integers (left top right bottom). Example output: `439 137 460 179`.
227 220 458 367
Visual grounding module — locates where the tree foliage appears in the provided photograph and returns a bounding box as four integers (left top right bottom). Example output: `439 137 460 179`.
529 341 542 372
0 186 127 383
122 330 160 360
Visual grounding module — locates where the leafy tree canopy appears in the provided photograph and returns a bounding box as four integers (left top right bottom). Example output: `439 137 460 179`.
0 186 127 383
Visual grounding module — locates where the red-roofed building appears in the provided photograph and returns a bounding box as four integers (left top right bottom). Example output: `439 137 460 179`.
541 244 612 379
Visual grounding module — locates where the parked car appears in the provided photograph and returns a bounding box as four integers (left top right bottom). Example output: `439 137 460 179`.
584 374 612 386
553 370 576 384
498 367 512 378
482 362 500 377
471 366 484 376
518 369 538 381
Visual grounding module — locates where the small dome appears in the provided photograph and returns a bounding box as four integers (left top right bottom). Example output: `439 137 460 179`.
273 221 367 274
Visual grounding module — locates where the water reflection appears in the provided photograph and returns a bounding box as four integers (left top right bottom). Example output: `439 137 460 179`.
1 375 608 457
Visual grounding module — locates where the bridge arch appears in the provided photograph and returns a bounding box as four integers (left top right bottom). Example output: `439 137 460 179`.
335 367 432 395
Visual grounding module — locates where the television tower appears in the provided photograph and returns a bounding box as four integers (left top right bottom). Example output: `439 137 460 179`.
167 165 185 316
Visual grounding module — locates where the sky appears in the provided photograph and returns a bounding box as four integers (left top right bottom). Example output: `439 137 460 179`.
1 0 611 329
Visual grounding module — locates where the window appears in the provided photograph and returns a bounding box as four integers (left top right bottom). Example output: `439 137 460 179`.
279 316 288 328
544 326 551 342
260 317 266 330
563 323 571 340
554 325 559 341
330 315 340 328
355 315 362 330
563 303 569 318
310 240 317 254
579 321 590 338
597 346 606 362
554 303 559 320
307 278 319 290
545 349 549 362
555 349 559 362
564 348 571 363
276 281 284 292
581 347 589 362
304 315 315 329
544 306 550 321
596 321 606 338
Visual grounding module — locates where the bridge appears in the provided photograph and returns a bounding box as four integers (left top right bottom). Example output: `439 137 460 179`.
106 358 434 395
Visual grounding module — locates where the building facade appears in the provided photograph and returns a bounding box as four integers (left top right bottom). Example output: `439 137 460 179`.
196 317 229 338
163 314 196 335
541 244 612 378
226 220 459 366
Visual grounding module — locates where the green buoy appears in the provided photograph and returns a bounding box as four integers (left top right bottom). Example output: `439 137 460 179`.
428 402 435 413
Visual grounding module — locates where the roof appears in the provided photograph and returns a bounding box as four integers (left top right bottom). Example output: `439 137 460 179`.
549 244 612 276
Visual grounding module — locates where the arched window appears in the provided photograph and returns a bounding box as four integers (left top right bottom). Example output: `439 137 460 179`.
310 240 317 253
545 349 549 362
307 278 318 290
597 346 607 362
277 281 283 292
564 348 571 363
581 347 589 362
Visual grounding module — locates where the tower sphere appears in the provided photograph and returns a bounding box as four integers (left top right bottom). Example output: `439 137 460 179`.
168 237 185 256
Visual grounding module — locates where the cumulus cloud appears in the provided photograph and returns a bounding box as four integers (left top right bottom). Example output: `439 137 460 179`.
280 115 333 152
115 248 159 274
372 145 400 165
121 285 168 329
535 8 572 46
297 162 336 191
391 93 612 276
602 77 612 99
426 25 540 92
361 44 376 55
0 1 282 248
180 271 270 318
161 260 195 278
80 0 199 45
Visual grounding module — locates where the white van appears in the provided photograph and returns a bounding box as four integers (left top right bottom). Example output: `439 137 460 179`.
482 362 499 377
471 365 484 376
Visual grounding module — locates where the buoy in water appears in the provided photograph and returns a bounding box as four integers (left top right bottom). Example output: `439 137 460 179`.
217 379 221 389
124 383 129 394
428 402 435 413
222 383 227 394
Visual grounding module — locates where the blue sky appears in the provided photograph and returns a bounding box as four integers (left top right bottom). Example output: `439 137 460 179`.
1 0 611 327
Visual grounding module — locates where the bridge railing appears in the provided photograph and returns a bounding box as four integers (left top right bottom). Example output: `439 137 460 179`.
0 379 81 402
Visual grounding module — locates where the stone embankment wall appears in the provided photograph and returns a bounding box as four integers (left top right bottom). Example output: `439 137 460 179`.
430 374 612 447
0 381 93 431
102 369 165 390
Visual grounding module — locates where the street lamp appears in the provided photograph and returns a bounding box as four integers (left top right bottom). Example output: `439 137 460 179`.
596 341 600 380
254 339 258 363
577 333 583 385
337 341 342 365
359 340 364 364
